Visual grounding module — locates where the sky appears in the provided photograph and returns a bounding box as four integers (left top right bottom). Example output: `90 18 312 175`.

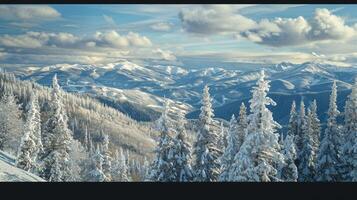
1 4 357 68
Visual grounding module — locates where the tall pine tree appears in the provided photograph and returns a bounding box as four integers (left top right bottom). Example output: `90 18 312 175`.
298 108 316 182
193 85 221 182
228 71 284 182
169 110 194 182
340 81 357 181
40 74 74 182
146 100 175 181
316 81 341 181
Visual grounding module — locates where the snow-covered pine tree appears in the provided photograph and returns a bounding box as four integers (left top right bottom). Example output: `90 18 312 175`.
169 110 194 182
146 100 175 181
298 108 316 182
68 139 87 181
228 71 284 182
237 103 248 148
101 134 112 181
287 101 298 144
112 148 130 182
16 130 36 172
340 81 357 181
219 114 238 181
27 92 42 165
0 91 23 153
16 92 42 172
296 100 307 164
309 100 321 163
193 85 222 182
88 145 106 182
278 134 298 182
40 74 74 182
316 81 342 182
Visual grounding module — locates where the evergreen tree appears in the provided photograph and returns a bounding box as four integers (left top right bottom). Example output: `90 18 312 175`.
296 100 307 164
0 91 23 153
219 114 238 181
101 134 112 181
340 81 357 181
298 108 316 182
316 81 342 181
193 85 221 182
309 100 321 157
146 100 175 181
228 71 284 182
169 110 194 182
88 145 106 182
16 130 36 172
112 148 130 182
40 74 74 182
287 101 298 143
278 134 298 182
237 103 248 148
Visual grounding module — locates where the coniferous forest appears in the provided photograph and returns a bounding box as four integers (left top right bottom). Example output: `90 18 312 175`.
0 70 355 182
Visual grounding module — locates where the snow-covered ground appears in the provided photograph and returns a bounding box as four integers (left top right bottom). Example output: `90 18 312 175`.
0 151 45 182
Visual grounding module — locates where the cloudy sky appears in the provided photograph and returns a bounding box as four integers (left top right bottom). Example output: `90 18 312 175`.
1 4 357 68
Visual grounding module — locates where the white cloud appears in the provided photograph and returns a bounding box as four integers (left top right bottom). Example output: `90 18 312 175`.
241 8 357 47
0 30 152 49
179 5 256 35
0 5 60 21
179 6 357 47
153 49 176 61
94 30 152 48
0 32 79 48
150 22 172 31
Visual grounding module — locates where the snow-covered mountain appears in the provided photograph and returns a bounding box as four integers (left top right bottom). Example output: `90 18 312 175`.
5 60 357 124
0 151 44 182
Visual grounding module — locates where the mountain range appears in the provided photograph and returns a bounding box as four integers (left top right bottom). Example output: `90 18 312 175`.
4 60 357 126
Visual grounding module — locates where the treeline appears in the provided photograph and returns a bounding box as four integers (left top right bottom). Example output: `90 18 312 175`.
146 71 356 182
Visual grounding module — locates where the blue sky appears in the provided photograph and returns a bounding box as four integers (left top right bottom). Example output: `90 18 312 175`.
1 4 357 68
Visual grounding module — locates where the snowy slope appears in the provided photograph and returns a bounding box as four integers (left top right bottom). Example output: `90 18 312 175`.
0 151 45 182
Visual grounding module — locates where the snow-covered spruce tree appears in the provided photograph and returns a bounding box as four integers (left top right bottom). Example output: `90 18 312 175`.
193 85 222 182
340 81 357 181
278 134 298 182
220 104 249 182
228 71 284 182
146 100 175 182
219 114 238 181
16 92 42 172
68 139 88 181
237 103 248 148
298 108 316 182
287 101 298 143
309 100 321 163
101 134 112 181
0 91 23 153
295 100 307 171
16 130 36 172
169 110 194 182
112 148 130 182
316 81 342 181
27 93 42 165
40 74 74 182
88 145 106 182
